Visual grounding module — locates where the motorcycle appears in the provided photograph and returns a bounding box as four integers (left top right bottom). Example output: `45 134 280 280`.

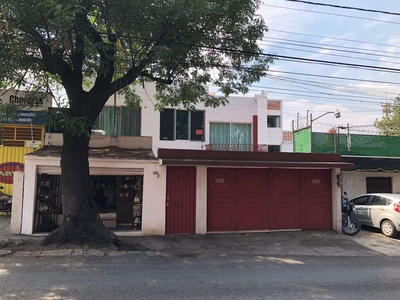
0 186 12 215
342 192 361 236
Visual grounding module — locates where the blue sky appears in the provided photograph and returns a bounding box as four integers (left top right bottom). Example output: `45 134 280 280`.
254 0 400 131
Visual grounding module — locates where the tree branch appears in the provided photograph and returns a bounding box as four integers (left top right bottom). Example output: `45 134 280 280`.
22 25 73 79
140 71 174 84
77 14 115 87
70 27 84 85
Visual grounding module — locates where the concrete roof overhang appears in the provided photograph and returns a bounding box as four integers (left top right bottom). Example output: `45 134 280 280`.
158 149 355 169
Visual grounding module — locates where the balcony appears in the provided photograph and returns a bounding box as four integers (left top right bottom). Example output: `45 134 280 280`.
205 144 268 152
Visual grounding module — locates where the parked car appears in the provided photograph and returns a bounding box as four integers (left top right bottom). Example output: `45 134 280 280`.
350 193 400 237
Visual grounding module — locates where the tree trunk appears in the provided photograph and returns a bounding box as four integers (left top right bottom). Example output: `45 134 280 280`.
43 130 118 247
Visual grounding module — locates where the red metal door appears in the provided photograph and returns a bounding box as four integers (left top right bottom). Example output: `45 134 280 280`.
269 169 300 229
299 169 332 230
165 166 196 234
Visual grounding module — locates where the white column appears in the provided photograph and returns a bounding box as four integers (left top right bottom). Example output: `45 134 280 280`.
196 166 207 234
21 161 38 234
141 165 167 235
10 171 24 234
331 168 342 233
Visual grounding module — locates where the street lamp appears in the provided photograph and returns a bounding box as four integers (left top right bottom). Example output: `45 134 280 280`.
309 110 341 153
310 110 341 123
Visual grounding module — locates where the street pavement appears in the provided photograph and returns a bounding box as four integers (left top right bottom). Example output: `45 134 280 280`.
1 213 399 258
3 214 400 300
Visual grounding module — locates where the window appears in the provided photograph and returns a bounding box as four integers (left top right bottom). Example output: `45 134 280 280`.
160 109 204 141
370 196 387 206
366 177 392 193
94 106 141 136
0 125 43 147
210 122 251 149
267 116 280 128
352 196 371 206
268 145 281 152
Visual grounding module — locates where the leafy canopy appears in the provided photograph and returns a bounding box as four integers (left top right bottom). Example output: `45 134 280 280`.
0 0 273 122
375 96 400 135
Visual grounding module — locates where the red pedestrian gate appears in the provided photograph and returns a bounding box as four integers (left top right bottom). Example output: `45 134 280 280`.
165 166 197 234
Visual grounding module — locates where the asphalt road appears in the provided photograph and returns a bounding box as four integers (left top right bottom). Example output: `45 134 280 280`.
1 250 400 300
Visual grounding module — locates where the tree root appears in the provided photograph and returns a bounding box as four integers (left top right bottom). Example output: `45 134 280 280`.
42 223 118 248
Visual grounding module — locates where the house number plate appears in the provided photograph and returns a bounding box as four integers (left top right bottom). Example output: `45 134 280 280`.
215 178 224 184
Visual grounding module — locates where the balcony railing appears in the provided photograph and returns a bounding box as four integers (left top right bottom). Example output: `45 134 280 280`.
205 144 268 152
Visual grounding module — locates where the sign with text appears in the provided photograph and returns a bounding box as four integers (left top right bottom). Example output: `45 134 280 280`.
0 110 48 125
0 89 52 110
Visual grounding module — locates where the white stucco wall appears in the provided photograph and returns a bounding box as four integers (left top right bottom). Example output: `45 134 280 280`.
281 141 294 153
342 171 400 199
21 155 165 236
103 82 286 155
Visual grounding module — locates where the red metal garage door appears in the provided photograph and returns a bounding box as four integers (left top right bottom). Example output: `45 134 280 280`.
207 168 332 232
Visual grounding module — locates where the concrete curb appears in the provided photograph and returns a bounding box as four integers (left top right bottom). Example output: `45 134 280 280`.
2 249 158 258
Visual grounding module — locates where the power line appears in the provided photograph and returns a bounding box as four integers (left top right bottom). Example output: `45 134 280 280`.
273 54 400 74
263 43 400 66
266 75 397 100
285 0 400 16
258 84 385 102
267 70 400 86
268 29 400 49
250 86 383 104
262 37 400 60
261 4 400 25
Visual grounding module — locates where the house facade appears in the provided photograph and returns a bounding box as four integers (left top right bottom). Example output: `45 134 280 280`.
11 84 354 236
95 82 293 154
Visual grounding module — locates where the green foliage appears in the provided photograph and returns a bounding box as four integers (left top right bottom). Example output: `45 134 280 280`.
0 103 19 123
47 108 93 137
0 0 272 121
375 96 400 135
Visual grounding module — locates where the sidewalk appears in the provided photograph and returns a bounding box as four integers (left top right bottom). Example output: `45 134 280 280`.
0 214 382 258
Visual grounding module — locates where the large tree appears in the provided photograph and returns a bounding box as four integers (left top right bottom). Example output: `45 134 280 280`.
375 96 400 135
0 0 273 246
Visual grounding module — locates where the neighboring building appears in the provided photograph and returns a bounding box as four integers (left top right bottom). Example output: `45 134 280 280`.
13 84 353 236
293 125 400 198
0 89 51 195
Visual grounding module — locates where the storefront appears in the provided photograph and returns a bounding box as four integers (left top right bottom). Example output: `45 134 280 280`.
18 145 166 236
33 173 144 233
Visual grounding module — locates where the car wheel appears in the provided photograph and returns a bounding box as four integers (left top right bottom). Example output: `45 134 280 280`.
381 220 398 237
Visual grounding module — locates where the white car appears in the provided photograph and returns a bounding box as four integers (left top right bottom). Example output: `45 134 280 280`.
350 193 400 237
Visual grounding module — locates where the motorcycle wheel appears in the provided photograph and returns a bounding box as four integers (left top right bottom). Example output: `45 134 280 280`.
342 217 361 236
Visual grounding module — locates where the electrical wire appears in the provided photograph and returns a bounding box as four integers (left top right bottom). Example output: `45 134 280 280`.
284 0 400 16
268 29 400 49
263 43 400 65
261 37 400 60
261 3 400 25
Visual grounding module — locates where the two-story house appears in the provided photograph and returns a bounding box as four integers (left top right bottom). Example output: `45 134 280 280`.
12 83 353 236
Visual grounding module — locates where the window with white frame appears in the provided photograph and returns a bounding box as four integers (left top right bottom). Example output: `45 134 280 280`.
209 122 251 150
267 116 280 128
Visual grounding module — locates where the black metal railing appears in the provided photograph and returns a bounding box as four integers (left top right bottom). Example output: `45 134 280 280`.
205 144 268 152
